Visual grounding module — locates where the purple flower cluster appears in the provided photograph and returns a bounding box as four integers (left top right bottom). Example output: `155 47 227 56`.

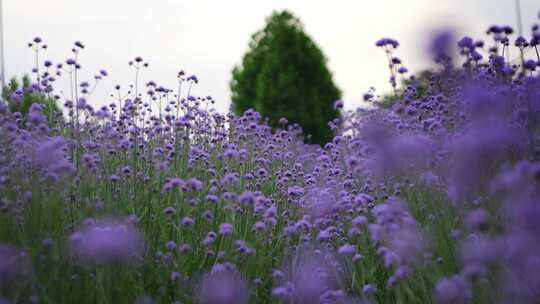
0 244 31 290
69 218 144 265
197 263 248 304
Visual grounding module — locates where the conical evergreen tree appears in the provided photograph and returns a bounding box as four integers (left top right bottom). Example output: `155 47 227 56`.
230 10 341 144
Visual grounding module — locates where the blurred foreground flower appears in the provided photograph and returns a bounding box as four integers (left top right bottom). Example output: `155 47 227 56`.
69 218 145 265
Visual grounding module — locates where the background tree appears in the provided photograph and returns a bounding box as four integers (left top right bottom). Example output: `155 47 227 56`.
230 10 341 144
2 75 62 125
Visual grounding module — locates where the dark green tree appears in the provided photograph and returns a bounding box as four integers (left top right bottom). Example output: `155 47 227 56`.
2 75 62 125
230 10 341 144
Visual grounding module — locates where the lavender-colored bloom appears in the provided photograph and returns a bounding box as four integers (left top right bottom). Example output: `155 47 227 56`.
69 218 144 265
337 244 356 256
276 249 340 303
464 208 489 230
287 186 305 197
446 119 525 204
187 178 203 192
352 254 363 264
238 191 255 205
0 244 30 288
34 137 75 180
170 271 181 282
435 275 470 304
457 36 474 49
219 223 234 236
362 284 377 295
163 207 176 216
181 216 194 227
162 178 184 193
352 216 367 227
166 241 177 251
179 244 192 253
376 38 399 48
197 265 248 304
271 286 292 300
429 29 455 63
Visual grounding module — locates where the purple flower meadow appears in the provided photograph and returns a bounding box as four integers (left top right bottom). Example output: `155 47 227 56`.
1 9 540 303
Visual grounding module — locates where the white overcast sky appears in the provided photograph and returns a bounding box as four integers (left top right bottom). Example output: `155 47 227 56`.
3 0 540 112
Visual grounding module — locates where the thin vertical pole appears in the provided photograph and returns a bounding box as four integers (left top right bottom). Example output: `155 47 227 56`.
515 0 523 37
0 0 5 94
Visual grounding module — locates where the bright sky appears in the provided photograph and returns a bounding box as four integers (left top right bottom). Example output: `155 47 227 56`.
3 0 540 112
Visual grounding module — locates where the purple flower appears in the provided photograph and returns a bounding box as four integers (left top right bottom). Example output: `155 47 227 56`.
397 66 408 74
429 29 455 63
457 36 474 50
181 216 194 227
170 271 181 282
362 284 377 295
197 265 248 304
162 178 184 193
435 275 470 304
352 216 367 227
333 100 344 109
464 208 489 230
186 178 203 192
0 244 30 288
163 207 176 216
287 186 305 197
238 191 255 205
219 223 234 236
34 137 75 181
376 38 399 48
271 286 292 300
69 218 144 265
166 241 177 251
337 244 356 256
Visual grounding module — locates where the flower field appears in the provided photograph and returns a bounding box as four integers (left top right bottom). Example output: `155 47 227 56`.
1 13 540 304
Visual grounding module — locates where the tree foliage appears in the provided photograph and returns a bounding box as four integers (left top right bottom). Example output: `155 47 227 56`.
2 75 62 125
230 10 341 144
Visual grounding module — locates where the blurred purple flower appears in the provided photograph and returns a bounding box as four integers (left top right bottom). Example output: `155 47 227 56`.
197 264 248 304
69 218 145 265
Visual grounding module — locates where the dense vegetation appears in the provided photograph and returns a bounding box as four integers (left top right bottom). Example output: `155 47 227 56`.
2 75 62 125
230 10 341 144
1 12 540 304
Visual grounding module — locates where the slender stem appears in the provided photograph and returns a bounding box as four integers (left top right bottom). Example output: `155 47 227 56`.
385 48 397 97
515 0 523 37
35 50 39 84
520 48 525 76
176 81 183 118
187 83 193 102
0 0 5 92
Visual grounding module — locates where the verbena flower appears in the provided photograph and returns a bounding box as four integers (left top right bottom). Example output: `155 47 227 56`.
69 218 144 265
196 264 248 304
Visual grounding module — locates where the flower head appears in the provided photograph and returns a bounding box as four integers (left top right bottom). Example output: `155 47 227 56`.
69 218 145 265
